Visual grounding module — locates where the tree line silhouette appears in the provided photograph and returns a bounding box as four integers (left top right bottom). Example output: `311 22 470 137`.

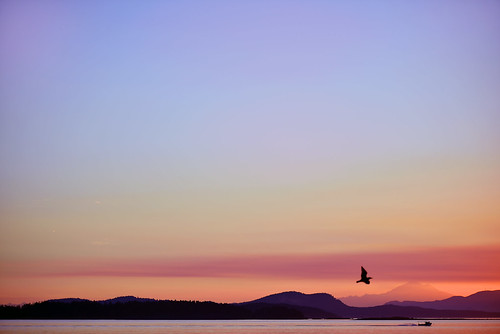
0 299 304 320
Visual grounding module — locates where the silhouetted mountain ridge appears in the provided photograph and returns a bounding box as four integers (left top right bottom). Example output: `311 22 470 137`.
386 290 500 313
242 291 500 318
2 290 499 319
239 291 345 318
244 291 345 309
241 291 347 316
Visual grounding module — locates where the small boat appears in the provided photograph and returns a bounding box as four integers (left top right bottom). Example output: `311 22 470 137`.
418 321 432 326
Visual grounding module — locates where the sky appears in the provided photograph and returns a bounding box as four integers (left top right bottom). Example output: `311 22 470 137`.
1 0 499 305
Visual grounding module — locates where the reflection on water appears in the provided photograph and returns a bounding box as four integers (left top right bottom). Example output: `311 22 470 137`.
1 319 500 333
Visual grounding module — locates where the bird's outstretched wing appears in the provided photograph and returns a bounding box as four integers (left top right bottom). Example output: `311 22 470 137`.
361 266 367 279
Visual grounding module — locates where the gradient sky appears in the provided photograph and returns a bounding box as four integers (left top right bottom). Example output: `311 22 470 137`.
1 0 499 304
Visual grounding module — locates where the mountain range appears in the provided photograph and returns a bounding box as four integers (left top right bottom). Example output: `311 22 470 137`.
386 290 500 313
242 290 500 319
1 289 499 319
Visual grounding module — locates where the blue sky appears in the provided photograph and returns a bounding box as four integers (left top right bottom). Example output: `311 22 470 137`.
2 0 499 201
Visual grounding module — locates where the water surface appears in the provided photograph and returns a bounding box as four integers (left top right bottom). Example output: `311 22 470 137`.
1 319 499 333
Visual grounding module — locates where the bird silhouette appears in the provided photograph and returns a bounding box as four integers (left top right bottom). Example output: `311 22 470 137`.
356 266 372 284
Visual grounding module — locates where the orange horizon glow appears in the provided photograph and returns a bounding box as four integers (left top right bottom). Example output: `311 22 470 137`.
1 244 499 305
1 276 498 306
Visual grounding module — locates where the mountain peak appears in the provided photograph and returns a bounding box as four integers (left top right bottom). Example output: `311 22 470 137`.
340 282 452 307
249 291 341 304
391 282 444 294
244 290 348 317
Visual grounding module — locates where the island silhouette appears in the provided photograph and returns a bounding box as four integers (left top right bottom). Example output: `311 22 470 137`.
1 290 499 320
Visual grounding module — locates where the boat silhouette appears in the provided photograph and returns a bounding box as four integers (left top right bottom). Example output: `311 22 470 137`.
418 321 432 326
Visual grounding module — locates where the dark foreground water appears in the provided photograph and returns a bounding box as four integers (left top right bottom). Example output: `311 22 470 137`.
1 319 499 333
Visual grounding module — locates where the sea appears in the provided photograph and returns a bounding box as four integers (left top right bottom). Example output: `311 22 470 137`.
1 319 499 333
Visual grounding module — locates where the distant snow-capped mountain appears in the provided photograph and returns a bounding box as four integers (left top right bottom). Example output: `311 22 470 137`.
340 282 452 307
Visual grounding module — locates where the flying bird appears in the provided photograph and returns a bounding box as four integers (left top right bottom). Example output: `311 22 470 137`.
356 266 372 284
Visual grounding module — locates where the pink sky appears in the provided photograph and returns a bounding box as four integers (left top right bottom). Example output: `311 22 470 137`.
1 245 499 304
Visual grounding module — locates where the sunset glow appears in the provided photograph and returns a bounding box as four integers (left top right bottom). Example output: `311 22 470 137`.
1 0 499 305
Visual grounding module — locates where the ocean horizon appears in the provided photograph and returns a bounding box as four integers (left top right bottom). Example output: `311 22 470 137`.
2 319 500 334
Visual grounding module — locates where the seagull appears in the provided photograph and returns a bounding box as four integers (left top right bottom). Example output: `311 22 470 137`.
356 266 372 284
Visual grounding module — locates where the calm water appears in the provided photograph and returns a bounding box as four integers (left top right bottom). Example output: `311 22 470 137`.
1 319 499 333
